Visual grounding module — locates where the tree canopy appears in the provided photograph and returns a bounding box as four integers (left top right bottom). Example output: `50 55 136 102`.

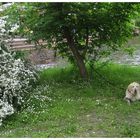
3 2 140 79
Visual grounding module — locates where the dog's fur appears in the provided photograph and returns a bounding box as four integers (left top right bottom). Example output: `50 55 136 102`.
124 82 140 105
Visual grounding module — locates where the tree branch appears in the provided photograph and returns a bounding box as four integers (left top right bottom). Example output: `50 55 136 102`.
83 27 89 57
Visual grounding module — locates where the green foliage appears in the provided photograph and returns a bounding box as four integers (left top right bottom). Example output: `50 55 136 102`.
3 3 140 64
123 46 136 56
14 50 28 60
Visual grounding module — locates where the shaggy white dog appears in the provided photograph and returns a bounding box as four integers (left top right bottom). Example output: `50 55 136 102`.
124 82 140 105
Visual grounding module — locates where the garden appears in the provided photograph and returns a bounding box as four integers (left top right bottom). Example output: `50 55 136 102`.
1 2 140 138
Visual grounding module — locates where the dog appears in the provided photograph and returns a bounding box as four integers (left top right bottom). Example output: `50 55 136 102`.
124 82 140 105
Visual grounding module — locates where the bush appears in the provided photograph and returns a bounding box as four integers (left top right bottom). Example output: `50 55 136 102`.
0 38 37 125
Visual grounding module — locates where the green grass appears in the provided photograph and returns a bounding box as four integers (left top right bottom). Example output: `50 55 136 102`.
1 63 140 137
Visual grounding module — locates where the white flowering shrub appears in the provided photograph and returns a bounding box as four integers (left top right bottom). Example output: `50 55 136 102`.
0 39 37 126
24 85 52 113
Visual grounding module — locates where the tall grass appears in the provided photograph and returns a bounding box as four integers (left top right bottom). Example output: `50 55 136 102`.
1 63 140 137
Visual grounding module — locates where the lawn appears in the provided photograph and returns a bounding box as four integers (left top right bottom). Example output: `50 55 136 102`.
1 63 140 137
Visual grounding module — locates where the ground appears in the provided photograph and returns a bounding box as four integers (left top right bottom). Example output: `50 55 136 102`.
0 63 140 137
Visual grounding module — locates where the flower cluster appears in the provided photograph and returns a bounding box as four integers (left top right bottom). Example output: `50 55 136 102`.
24 85 52 113
0 39 37 125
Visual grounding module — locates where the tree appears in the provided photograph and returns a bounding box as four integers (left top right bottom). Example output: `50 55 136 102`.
3 2 140 79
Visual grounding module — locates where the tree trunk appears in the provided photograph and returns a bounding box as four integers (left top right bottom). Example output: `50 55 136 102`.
52 3 88 79
64 29 88 79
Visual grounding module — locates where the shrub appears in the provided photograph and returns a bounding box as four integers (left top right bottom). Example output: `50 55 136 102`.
0 38 37 125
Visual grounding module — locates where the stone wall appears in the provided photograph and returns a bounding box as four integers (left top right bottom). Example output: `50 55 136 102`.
27 48 56 64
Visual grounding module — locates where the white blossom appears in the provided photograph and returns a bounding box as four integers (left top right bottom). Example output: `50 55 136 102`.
0 38 37 125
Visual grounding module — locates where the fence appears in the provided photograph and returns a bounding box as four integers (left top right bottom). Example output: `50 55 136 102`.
8 38 47 51
8 37 55 64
